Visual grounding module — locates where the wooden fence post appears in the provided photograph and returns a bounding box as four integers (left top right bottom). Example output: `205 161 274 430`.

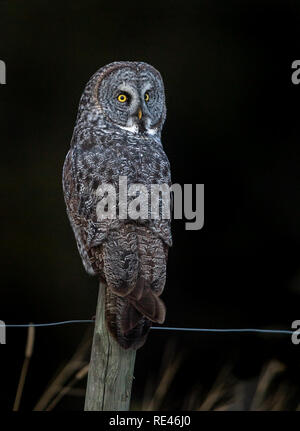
84 282 136 411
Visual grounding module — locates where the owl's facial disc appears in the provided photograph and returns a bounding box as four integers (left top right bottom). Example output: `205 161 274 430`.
97 66 165 135
112 82 154 135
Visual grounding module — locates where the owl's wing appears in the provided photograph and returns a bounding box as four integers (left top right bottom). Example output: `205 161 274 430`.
150 219 172 247
63 148 110 275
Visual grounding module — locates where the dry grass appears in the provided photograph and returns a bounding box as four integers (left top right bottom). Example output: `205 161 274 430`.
13 330 300 411
13 324 35 411
33 328 92 411
133 345 300 411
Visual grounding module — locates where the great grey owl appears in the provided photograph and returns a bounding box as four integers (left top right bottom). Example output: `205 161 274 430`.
62 61 172 349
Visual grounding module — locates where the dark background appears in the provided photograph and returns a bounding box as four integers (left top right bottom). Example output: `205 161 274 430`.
1 0 300 410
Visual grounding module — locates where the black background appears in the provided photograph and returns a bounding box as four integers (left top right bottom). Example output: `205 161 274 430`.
1 0 300 411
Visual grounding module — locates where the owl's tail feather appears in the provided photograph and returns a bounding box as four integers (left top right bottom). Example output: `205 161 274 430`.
105 285 151 349
105 278 166 349
128 278 166 324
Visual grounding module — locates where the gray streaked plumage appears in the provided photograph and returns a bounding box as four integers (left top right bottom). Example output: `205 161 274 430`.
63 61 172 349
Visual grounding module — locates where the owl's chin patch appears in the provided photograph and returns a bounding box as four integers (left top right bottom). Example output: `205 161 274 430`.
146 127 158 136
117 123 158 136
118 124 139 134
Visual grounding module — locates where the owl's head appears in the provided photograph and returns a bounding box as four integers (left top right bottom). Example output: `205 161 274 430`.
78 61 166 136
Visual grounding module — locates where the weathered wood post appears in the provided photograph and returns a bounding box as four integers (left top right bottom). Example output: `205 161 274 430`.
84 282 136 411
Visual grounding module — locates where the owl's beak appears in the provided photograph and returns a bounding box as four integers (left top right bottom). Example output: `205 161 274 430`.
134 106 146 133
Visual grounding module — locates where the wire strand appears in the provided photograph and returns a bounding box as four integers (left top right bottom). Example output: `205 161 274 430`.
0 320 293 334
150 327 293 334
1 320 94 328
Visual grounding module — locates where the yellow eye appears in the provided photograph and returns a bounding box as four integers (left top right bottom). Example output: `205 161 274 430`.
144 92 150 102
117 94 127 103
